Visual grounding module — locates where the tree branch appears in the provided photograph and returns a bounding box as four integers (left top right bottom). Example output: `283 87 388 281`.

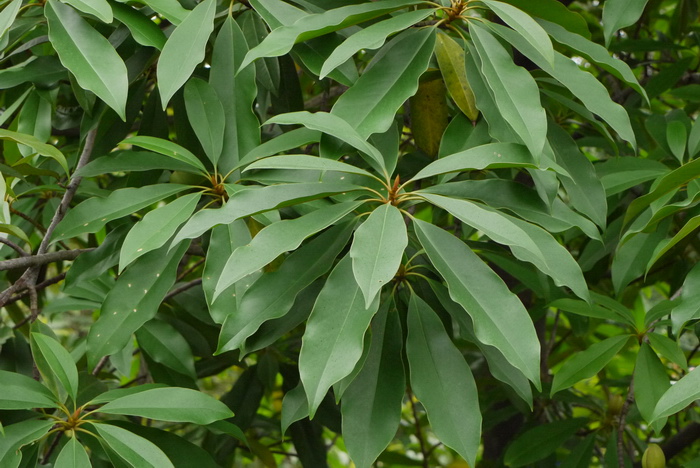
0 249 92 272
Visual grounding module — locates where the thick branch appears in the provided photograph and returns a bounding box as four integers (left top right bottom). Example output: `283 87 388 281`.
0 249 92 271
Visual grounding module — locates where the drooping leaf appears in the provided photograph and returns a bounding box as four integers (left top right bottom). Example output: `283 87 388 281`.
54 436 91 468
647 332 688 370
671 262 700 334
634 343 671 426
435 32 478 121
652 365 700 422
0 370 58 409
406 293 481 467
62 0 112 23
30 333 79 402
667 120 687 162
0 128 68 174
602 0 651 47
136 319 197 378
0 420 54 463
184 78 225 166
111 2 166 50
0 0 22 42
93 423 174 468
500 0 590 38
299 256 380 417
122 136 208 174
45 0 128 119
504 419 588 467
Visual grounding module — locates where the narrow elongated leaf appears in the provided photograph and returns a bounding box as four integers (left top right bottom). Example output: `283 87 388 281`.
244 155 375 179
281 384 308 435
0 420 54 462
214 201 361 298
603 0 650 46
111 2 166 50
0 0 21 42
87 242 189 364
241 0 422 68
0 128 68 174
635 343 671 426
667 120 687 162
406 294 481 467
320 9 433 78
419 193 589 301
53 184 189 241
173 182 363 243
0 370 57 409
652 365 700 422
89 384 168 405
595 157 669 196
184 78 225 166
240 128 321 167
30 333 79 402
299 256 380 416
266 112 385 174
342 307 405 468
142 0 188 24
45 0 128 119
330 27 436 139
414 219 541 387
99 387 233 423
62 0 112 23
136 319 197 378
647 332 688 370
76 151 202 177
120 193 201 271
689 120 700 158
435 32 478 121
671 263 700 334
482 0 554 65
122 136 207 174
350 204 407 308
157 0 216 108
551 335 632 395
559 434 596 468
217 222 354 353
93 423 174 468
501 0 590 37
470 22 547 158
504 419 587 467
54 436 91 468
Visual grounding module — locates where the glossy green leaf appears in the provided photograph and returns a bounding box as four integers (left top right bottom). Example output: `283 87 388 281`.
244 155 375 179
99 387 233 423
0 0 21 42
414 218 541 387
0 128 68 174
53 184 189 241
217 221 354 353
330 27 436 140
504 419 587 467
299 256 380 417
435 31 478 121
119 193 201 271
559 434 596 468
419 193 589 301
266 111 385 174
603 0 651 47
667 120 687 162
136 319 197 378
689 120 700 158
406 293 480 467
87 242 189 364
647 332 688 370
501 0 590 38
551 335 632 395
240 10 279 93
62 0 112 23
111 2 166 50
350 203 407 308
157 0 216 108
214 201 360 298
342 306 404 468
470 22 546 159
122 136 207 174
671 263 700 334
0 419 54 463
93 423 174 468
45 0 128 119
241 0 422 68
635 343 671 427
648 214 700 271
141 0 188 24
652 365 700 422
239 128 321 167
89 384 168 405
30 333 79 402
281 384 308 436
0 370 57 409
183 78 225 166
76 151 202 177
54 436 91 468
595 157 669 196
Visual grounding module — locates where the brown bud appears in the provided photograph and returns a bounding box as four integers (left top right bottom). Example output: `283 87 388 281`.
642 444 665 468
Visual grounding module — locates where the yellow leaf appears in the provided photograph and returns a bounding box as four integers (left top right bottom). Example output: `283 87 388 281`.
435 32 479 121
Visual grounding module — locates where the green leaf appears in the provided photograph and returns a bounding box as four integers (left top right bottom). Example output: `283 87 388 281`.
482 0 554 66
281 384 309 435
93 423 174 468
54 436 91 468
435 32 478 121
45 0 128 120
634 343 670 426
0 0 22 42
87 242 189 365
89 383 168 405
500 0 590 38
214 201 360 299
595 157 669 196
62 0 112 23
504 419 587 467
241 0 423 68
30 333 79 402
53 184 189 241
136 319 197 378
183 78 225 166
350 204 407 308
244 155 376 179
266 111 386 175
0 420 54 463
141 0 188 25
551 335 632 395
652 365 700 422
603 0 651 47
0 128 68 175
406 293 481 467
99 387 234 424
671 262 700 334
419 193 589 301
647 332 688 370
122 136 208 174
239 128 321 167
217 221 354 353
210 15 260 173
111 2 166 50
76 150 203 177
119 192 201 271
320 9 434 79
330 27 436 139
689 120 700 158
667 120 687 162
414 219 541 387
559 434 596 468
470 22 547 159
0 370 58 409
612 221 670 294
299 256 380 417
157 0 216 108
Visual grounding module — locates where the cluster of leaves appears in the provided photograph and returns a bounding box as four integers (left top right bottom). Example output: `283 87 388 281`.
1 0 700 466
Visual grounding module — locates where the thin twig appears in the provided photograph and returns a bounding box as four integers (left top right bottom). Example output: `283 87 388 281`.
40 431 63 464
176 258 205 281
92 356 109 376
618 379 635 468
164 278 203 301
0 248 92 271
408 388 430 468
0 237 28 256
